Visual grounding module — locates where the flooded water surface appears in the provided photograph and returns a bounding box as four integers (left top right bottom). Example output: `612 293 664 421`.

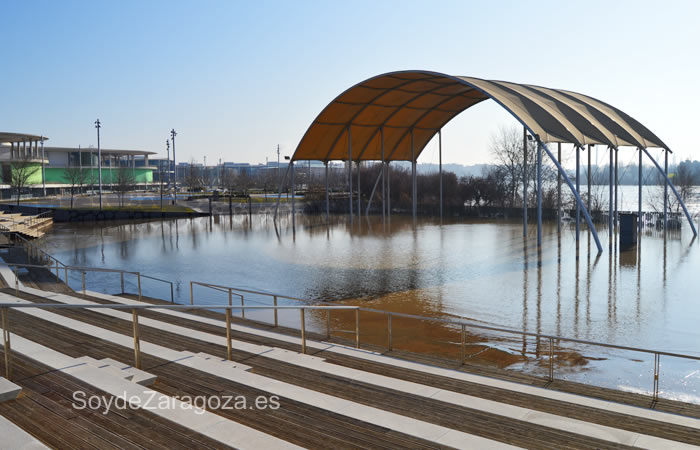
36 213 700 402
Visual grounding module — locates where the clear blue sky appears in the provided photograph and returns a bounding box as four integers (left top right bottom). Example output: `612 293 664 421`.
3 0 699 167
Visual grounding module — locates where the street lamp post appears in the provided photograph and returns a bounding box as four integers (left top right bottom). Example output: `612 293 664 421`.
40 137 46 197
171 129 177 204
95 119 102 210
166 139 170 193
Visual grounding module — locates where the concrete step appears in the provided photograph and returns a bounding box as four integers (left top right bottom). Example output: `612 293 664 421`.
0 377 22 402
79 289 700 430
0 414 48 449
52 294 697 448
4 276 700 448
97 357 158 386
6 330 300 449
190 352 252 371
74 355 157 385
0 293 516 449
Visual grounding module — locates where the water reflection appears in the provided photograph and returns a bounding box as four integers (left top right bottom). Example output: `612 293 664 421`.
36 213 700 401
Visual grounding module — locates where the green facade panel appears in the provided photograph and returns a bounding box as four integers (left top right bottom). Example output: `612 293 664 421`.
41 168 153 184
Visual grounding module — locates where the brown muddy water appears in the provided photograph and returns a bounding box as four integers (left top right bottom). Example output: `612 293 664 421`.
35 213 700 403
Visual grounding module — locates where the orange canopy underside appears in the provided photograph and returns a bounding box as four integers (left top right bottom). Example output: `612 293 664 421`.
292 71 667 162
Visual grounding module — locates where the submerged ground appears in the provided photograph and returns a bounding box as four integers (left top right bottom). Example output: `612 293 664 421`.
35 212 700 403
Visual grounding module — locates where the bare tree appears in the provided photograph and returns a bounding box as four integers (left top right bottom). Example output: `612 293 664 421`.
114 167 135 207
185 159 204 192
157 165 167 209
649 160 698 215
63 166 88 208
237 171 252 195
221 168 237 193
10 156 39 205
490 125 537 207
260 170 276 198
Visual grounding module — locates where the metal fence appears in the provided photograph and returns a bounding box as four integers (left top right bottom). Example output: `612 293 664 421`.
0 302 358 379
190 281 700 403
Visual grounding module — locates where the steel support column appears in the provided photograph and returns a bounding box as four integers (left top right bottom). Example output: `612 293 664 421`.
557 143 561 233
357 161 361 217
411 128 416 219
325 161 329 219
642 148 697 236
366 170 383 216
638 148 642 233
439 129 443 219
664 150 668 233
614 148 618 227
381 127 385 221
587 144 592 218
291 161 295 230
348 126 353 224
387 162 391 218
536 140 542 247
541 141 603 253
523 127 527 237
576 145 580 241
609 146 614 240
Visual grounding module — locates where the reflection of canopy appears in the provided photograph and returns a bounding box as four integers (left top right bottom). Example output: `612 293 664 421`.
292 70 667 162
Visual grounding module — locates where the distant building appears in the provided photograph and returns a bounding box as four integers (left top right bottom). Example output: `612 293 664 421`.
0 132 156 190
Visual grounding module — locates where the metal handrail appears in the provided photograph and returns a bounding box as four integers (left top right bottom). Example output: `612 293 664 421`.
0 263 174 303
0 302 359 379
356 308 700 361
190 281 309 303
189 280 699 403
139 274 175 303
14 235 66 271
191 281 317 328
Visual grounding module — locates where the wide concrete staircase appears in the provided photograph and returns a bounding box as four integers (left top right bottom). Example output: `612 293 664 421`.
0 266 699 449
0 211 53 239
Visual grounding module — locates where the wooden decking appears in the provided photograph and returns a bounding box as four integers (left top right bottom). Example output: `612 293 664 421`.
0 211 53 239
0 263 699 449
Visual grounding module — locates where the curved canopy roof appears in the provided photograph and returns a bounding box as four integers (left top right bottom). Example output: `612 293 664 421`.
292 71 668 162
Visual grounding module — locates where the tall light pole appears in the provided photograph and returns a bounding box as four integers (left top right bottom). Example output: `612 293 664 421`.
40 136 46 197
277 144 280 185
171 129 177 204
166 139 170 190
95 119 102 210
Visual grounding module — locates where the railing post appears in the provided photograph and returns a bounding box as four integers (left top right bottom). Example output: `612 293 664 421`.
55 260 59 279
132 309 141 369
170 282 174 303
460 324 466 365
228 288 232 306
82 271 86 295
273 295 278 327
549 337 555 382
225 307 232 361
137 272 142 301
120 272 125 293
355 309 360 349
64 266 68 284
326 310 331 339
2 308 11 380
240 295 245 320
190 282 194 305
387 313 392 351
300 308 306 354
653 353 660 402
